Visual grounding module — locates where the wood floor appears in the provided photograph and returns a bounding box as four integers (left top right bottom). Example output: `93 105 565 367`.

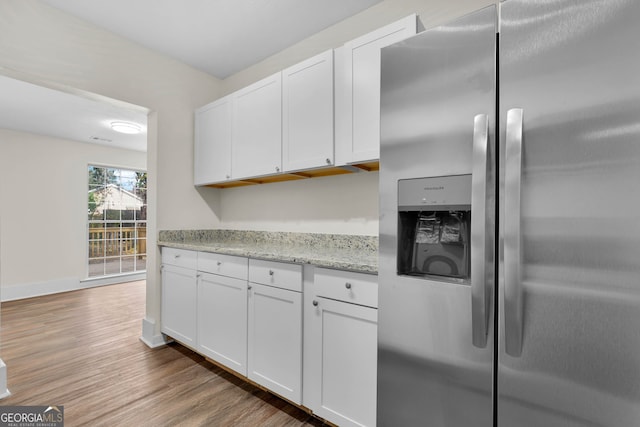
0 281 327 426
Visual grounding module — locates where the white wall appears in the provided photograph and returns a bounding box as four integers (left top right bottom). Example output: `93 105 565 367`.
0 0 221 343
222 0 495 94
0 128 146 295
219 172 380 234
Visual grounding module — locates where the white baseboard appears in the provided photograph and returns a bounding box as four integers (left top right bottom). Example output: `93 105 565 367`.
1 273 146 302
1 277 80 302
0 359 10 399
81 272 146 287
139 317 170 348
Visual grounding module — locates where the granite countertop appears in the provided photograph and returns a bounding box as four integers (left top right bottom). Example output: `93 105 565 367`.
158 230 378 274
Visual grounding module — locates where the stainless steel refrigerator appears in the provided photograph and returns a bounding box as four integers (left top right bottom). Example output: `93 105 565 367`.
377 1 640 426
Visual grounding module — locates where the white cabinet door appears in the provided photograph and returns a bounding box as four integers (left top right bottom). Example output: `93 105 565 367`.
194 95 233 185
161 264 198 348
197 272 248 376
335 14 417 165
232 72 283 179
309 296 378 427
282 50 334 172
248 283 302 404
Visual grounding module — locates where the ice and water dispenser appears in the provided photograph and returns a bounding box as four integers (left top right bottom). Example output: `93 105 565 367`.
397 175 472 282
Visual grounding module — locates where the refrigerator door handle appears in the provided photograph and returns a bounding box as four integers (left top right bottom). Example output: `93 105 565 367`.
471 113 490 348
504 108 524 357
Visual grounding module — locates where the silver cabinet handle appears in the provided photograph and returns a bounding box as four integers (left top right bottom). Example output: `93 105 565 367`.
226 174 230 179
248 284 252 290
471 113 491 349
326 158 331 164
269 270 274 276
312 300 318 307
345 282 352 290
275 166 280 172
505 108 524 357
174 254 181 259
217 261 222 266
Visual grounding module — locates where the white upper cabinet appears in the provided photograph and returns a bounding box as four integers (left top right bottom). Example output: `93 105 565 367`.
282 50 335 173
193 15 418 186
335 14 418 165
194 95 233 185
232 72 283 179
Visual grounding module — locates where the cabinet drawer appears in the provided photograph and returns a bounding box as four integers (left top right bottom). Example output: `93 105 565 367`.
249 259 302 292
315 268 378 308
161 247 197 270
198 252 248 279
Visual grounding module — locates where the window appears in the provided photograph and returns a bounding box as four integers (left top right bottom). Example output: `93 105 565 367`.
88 165 147 277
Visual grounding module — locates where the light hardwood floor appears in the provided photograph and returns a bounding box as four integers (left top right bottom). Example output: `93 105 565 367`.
0 281 327 426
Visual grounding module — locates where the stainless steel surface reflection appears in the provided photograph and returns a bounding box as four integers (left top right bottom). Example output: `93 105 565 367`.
378 6 497 427
499 0 640 425
379 0 640 426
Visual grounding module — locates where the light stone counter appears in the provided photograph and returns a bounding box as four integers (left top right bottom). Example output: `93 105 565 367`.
158 230 378 274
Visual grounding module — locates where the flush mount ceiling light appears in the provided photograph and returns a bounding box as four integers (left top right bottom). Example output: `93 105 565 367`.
110 121 142 134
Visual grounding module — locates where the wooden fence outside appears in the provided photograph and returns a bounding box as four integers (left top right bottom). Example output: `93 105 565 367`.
88 226 147 258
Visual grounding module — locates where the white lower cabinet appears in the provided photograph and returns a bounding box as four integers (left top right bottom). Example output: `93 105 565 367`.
161 248 378 425
248 259 303 404
248 282 302 404
161 264 198 349
197 272 248 376
307 268 379 427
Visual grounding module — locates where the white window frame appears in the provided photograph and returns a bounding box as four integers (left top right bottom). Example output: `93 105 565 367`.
86 163 147 279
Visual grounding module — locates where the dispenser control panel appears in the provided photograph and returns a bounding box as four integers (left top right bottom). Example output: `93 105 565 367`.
398 174 471 211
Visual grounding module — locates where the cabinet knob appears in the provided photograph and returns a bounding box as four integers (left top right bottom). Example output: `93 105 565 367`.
326 158 331 164
275 166 280 172
248 285 252 290
217 261 222 266
197 273 202 278
345 282 352 289
312 300 318 307
226 174 230 179
174 254 181 259
269 270 274 276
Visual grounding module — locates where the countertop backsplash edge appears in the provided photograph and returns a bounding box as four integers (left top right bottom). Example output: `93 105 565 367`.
158 229 379 274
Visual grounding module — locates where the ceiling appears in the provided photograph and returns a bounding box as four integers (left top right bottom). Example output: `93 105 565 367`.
39 0 383 79
0 75 148 152
3 0 382 152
